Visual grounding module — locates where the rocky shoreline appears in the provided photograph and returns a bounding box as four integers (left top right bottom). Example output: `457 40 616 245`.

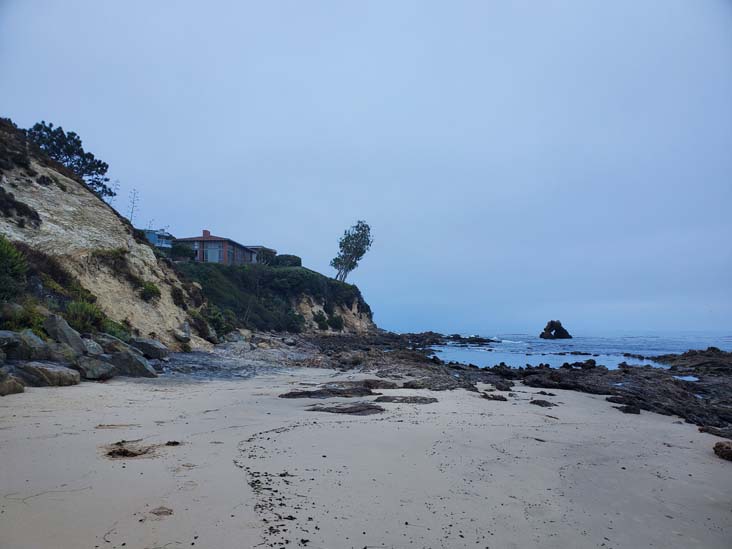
2 325 730 458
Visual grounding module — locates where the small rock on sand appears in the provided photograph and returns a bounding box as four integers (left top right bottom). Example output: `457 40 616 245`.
307 402 385 415
375 395 438 404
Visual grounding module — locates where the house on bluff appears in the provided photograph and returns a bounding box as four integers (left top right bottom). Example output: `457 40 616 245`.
173 229 276 265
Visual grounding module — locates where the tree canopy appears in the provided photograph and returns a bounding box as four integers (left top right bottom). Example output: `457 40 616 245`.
25 121 115 198
330 220 373 282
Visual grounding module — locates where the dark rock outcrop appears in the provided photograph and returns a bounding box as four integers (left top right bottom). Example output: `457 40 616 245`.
307 402 385 415
106 350 157 378
129 337 170 359
374 395 438 404
530 399 557 408
279 386 377 399
74 355 117 380
481 392 508 401
539 320 572 339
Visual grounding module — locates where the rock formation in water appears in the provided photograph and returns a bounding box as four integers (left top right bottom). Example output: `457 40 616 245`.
539 320 572 339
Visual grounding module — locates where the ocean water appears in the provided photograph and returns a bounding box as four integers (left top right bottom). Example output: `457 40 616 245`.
432 333 732 369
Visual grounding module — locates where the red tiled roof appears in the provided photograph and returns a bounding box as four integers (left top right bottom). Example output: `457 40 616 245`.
174 234 254 252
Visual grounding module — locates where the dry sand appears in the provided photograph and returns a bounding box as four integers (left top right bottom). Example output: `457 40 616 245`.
0 367 729 549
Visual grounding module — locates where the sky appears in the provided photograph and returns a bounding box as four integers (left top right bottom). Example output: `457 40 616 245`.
1 1 731 335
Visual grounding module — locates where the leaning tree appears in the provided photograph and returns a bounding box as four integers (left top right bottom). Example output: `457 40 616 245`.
330 220 373 282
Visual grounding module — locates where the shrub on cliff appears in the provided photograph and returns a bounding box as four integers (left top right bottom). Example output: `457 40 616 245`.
140 282 161 302
327 313 344 331
272 254 302 267
64 300 105 333
313 310 328 330
0 235 27 300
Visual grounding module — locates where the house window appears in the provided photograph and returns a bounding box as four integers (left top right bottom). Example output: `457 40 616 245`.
204 241 222 263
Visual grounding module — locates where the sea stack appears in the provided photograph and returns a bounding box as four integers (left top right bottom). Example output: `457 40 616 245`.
539 320 572 339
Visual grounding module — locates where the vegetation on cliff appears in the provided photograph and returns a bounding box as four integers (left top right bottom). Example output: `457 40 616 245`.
177 262 371 333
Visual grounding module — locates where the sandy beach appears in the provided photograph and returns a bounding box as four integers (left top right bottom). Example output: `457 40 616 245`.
1 367 730 549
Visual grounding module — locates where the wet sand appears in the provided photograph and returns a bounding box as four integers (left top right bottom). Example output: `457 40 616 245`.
0 367 729 548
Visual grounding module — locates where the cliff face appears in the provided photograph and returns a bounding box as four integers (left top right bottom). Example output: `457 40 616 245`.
295 296 375 334
0 118 376 342
0 120 194 347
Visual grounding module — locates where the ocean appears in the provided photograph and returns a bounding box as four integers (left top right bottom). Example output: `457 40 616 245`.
432 332 732 369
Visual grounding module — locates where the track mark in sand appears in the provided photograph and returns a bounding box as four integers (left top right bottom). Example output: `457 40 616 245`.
4 485 92 503
235 420 332 548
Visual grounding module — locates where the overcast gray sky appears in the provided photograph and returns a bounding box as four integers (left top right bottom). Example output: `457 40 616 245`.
1 1 730 335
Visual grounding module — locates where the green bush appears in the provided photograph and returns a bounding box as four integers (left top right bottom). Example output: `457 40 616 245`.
0 302 46 337
140 281 161 302
64 300 105 333
272 254 302 267
101 318 131 341
327 313 344 331
312 310 328 330
0 235 27 301
13 242 95 303
171 285 187 309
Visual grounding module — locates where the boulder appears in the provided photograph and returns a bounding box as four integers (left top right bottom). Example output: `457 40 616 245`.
129 337 170 359
713 441 732 461
106 350 157 378
10 362 80 387
93 333 136 354
46 342 80 364
0 368 24 396
16 330 51 360
43 315 86 355
0 330 23 352
82 338 104 355
539 320 572 339
74 355 117 380
173 322 191 343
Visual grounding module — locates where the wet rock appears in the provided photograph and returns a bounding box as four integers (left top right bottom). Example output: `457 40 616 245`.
307 402 385 415
530 399 557 408
283 337 297 346
713 441 732 461
0 368 24 396
129 337 170 359
279 386 377 399
536 390 557 396
43 315 86 355
615 404 641 414
9 361 80 386
74 355 117 380
482 392 508 401
374 395 438 404
106 350 157 377
539 320 572 339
